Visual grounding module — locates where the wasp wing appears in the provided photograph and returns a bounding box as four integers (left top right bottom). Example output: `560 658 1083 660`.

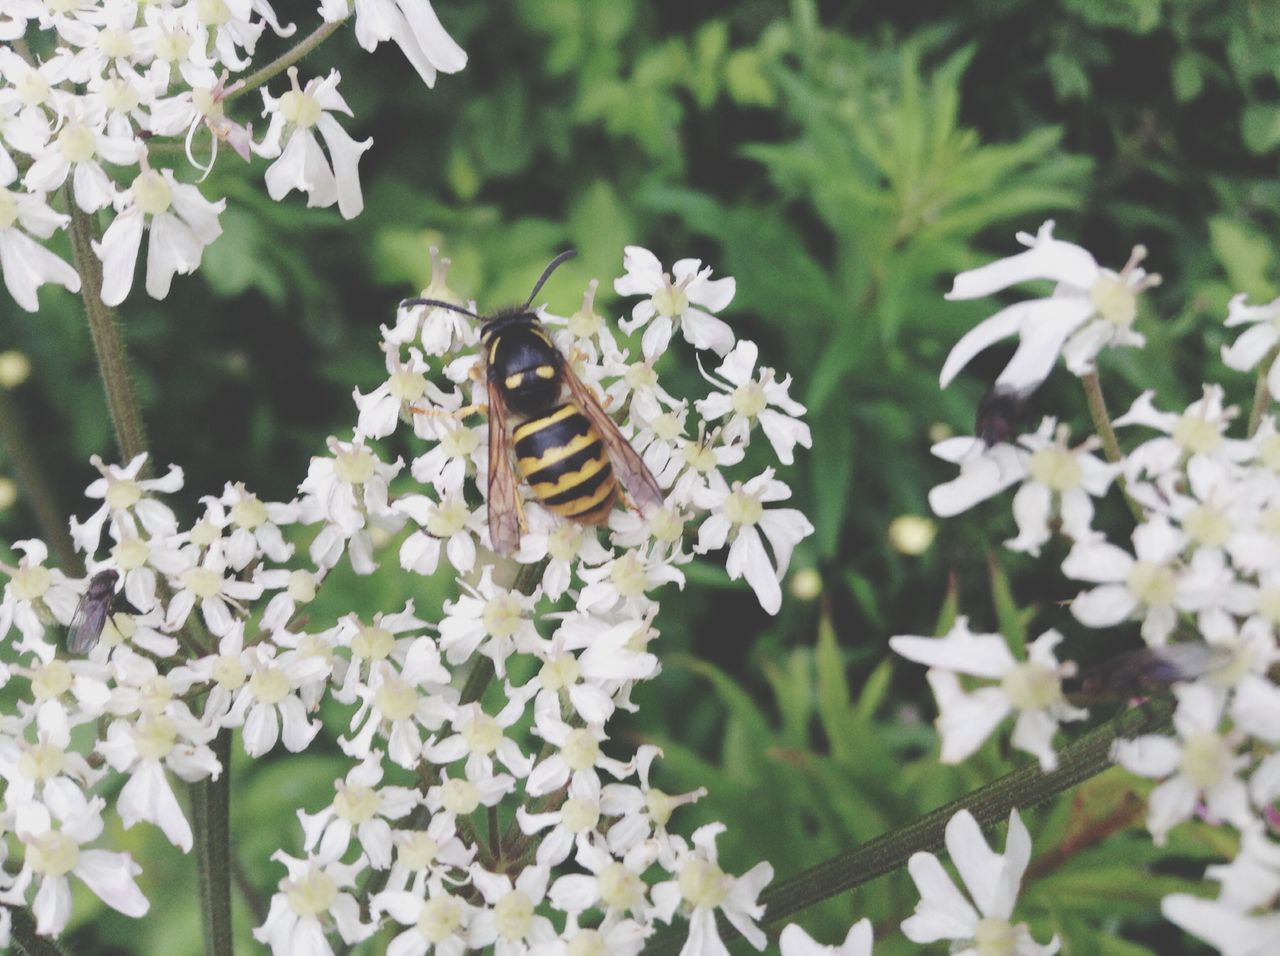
562 364 664 513
67 570 119 655
486 372 522 555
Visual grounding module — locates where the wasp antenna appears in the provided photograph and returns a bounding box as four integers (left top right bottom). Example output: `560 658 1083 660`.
524 249 578 307
400 297 481 320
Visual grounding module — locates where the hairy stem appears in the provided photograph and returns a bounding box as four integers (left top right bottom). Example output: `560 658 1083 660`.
1247 346 1278 437
227 20 345 102
1080 371 1143 522
191 729 234 956
10 908 69 956
65 188 150 469
641 695 1175 955
0 390 79 571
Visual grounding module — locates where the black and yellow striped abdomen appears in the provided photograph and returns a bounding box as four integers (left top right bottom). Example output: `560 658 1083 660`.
512 403 617 524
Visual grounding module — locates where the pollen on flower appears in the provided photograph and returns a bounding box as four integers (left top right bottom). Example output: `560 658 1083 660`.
731 379 769 419
441 425 480 458
562 729 600 771
1256 586 1280 625
539 654 580 691
334 783 380 824
0 192 17 231
482 594 523 639
230 494 268 529
1179 731 1233 789
678 857 730 909
439 778 479 814
195 0 232 28
279 70 322 129
58 122 97 164
249 664 289 705
649 507 686 543
135 716 179 760
19 743 65 781
1027 445 1083 492
418 895 463 943
287 570 318 603
352 624 395 660
97 28 136 60
599 862 645 909
140 676 175 713
723 485 763 527
189 520 221 547
31 661 72 700
1090 275 1138 328
333 445 377 484
285 866 338 918
568 280 604 338
373 674 418 720
100 76 141 113
646 788 674 827
132 170 175 217
567 930 608 956
1171 413 1221 455
426 498 469 538
460 712 502 754
398 832 440 869
560 797 600 833
10 564 51 601
493 889 535 940
972 916 1017 956
1183 504 1231 548
28 831 80 876
105 477 144 510
1000 661 1065 711
184 567 224 600
112 536 151 569
611 553 648 598
1127 560 1177 607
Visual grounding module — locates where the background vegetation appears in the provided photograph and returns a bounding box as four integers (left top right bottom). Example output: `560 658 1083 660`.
4 0 1278 951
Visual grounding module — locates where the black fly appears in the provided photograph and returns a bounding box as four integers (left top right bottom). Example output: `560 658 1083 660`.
67 569 124 655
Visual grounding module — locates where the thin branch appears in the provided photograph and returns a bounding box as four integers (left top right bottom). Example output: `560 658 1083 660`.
226 20 345 102
10 908 69 956
1080 371 1143 522
1247 346 1278 437
191 729 234 956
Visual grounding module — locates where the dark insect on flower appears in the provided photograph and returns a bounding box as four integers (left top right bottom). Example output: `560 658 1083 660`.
975 383 1034 446
401 250 664 555
67 569 124 655
1067 643 1231 703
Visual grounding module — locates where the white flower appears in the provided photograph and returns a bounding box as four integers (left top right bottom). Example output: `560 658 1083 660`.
298 437 404 573
258 68 371 219
437 569 541 677
70 453 184 556
385 247 478 355
693 469 814 615
93 163 225 305
222 645 326 756
901 808 1057 955
255 847 374 956
615 246 736 360
890 619 1086 770
22 106 137 211
1113 682 1253 844
298 751 418 870
927 436 1026 517
1163 833 1280 955
1114 385 1253 481
468 864 557 952
0 539 82 659
650 823 774 955
941 220 1159 390
0 180 82 312
371 881 481 955
321 0 467 88
779 920 873 956
695 340 811 465
1223 292 1280 401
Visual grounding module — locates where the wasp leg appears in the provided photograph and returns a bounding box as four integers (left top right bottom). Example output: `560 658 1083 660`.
514 491 529 533
408 403 489 420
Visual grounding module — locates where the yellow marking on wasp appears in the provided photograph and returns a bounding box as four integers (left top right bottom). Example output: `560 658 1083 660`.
528 455 610 498
512 405 579 442
530 325 555 346
505 373 525 391
534 365 556 379
556 476 617 517
488 338 501 366
516 432 598 473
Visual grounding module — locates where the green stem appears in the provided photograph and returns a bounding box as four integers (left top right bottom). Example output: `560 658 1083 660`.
641 695 1175 955
65 187 150 469
0 390 80 572
191 729 234 956
1246 346 1278 437
226 19 345 102
10 908 69 956
1080 371 1143 522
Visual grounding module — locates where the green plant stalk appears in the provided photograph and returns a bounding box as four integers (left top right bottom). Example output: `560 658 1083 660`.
1246 346 1278 437
10 907 69 956
641 694 1175 955
1080 371 1143 522
191 729 235 956
0 390 80 571
226 19 345 102
65 189 150 468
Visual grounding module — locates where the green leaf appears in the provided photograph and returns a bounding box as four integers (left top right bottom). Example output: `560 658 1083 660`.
1242 102 1280 154
725 49 776 106
815 614 854 761
1171 52 1203 102
1061 0 1162 34
1208 217 1278 301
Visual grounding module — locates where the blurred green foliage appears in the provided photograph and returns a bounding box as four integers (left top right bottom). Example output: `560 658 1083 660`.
5 0 1280 951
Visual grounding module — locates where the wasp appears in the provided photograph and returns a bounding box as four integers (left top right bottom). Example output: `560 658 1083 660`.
67 568 127 654
402 250 664 554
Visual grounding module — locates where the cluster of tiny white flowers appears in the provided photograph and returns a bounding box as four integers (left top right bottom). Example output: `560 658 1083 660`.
0 246 814 953
0 0 465 312
892 221 1280 954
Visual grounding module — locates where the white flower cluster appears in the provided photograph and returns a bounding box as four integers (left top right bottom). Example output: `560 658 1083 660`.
0 247 812 953
0 0 465 311
893 221 1280 954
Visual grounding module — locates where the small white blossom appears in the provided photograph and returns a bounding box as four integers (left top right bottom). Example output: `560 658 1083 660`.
615 246 736 360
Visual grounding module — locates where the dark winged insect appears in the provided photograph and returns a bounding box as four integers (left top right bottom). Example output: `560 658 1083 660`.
401 250 664 555
67 568 125 655
1067 643 1231 703
975 383 1033 447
